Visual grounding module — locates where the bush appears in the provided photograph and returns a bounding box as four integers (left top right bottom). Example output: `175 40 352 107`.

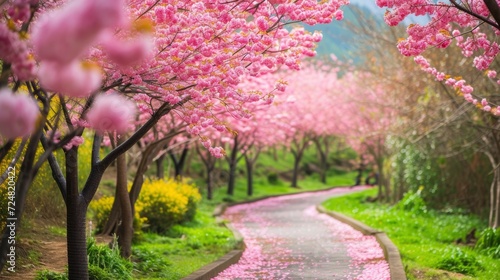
35 269 67 280
138 178 201 233
475 228 500 258
87 238 133 280
267 172 279 185
396 187 427 214
89 195 146 236
132 247 171 276
436 247 483 276
173 178 202 222
89 196 114 233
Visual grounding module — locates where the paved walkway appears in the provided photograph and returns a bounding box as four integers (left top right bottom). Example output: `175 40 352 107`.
213 187 390 280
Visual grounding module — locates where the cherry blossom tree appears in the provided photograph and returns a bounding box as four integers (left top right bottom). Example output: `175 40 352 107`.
375 0 500 226
268 62 347 188
0 0 349 277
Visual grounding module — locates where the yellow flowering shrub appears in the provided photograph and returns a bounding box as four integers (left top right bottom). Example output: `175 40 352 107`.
89 178 201 235
89 195 146 235
174 178 202 222
89 196 114 233
138 178 201 233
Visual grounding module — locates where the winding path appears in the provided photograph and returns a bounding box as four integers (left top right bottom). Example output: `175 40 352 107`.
213 186 390 280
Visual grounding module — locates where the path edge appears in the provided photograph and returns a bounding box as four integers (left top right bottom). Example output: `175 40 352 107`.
316 205 407 280
181 217 245 280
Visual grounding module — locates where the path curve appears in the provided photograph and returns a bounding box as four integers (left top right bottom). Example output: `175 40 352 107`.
213 186 390 280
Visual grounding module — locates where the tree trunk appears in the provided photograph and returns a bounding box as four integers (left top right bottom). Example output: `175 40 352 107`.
226 137 239 196
207 167 214 200
65 148 89 279
245 155 254 196
227 161 236 195
116 137 133 258
485 151 499 228
494 166 500 228
291 151 302 188
314 137 330 184
170 146 189 179
156 154 165 179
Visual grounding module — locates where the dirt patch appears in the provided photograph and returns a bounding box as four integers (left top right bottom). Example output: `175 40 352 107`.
0 236 67 280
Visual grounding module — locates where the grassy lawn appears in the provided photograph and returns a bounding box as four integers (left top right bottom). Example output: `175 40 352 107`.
322 188 500 280
132 211 237 279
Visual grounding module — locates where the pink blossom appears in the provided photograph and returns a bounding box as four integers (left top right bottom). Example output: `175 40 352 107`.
209 146 224 158
0 88 39 139
38 61 102 98
63 136 84 150
32 0 126 64
104 35 154 67
86 93 137 134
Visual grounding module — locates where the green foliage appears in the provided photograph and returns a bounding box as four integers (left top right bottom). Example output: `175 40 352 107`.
396 187 427 214
35 269 67 280
133 247 172 278
132 211 236 279
267 172 279 185
389 137 445 205
436 247 483 276
476 228 500 258
87 238 133 280
34 239 133 280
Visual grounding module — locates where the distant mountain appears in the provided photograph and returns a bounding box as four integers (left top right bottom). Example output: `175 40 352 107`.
303 3 387 63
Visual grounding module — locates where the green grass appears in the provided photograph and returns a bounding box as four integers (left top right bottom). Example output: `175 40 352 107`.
322 188 500 280
132 211 237 279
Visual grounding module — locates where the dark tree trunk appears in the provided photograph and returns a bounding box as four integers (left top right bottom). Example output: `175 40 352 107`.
226 136 239 196
314 137 330 184
227 161 236 195
169 145 189 179
245 155 254 196
65 148 89 279
116 137 133 258
156 154 165 179
207 167 214 200
197 144 216 200
291 155 300 188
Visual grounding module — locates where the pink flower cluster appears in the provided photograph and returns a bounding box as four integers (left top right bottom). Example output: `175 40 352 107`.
86 94 137 134
414 55 500 115
377 0 500 115
0 88 39 139
0 23 35 81
32 0 127 98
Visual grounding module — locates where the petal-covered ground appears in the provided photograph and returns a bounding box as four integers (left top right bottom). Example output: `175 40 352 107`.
213 186 390 280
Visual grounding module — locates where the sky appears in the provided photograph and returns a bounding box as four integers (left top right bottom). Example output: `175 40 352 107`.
349 0 430 24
